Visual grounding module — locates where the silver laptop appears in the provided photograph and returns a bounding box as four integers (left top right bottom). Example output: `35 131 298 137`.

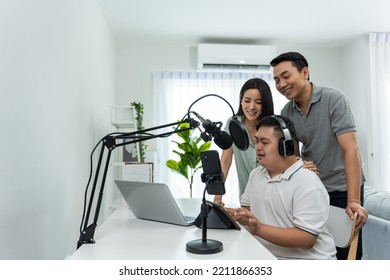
115 180 198 226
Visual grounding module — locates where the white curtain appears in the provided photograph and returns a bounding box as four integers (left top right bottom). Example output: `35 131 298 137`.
368 33 390 191
152 71 286 206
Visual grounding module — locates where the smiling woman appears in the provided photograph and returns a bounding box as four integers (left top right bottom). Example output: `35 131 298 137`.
152 71 286 205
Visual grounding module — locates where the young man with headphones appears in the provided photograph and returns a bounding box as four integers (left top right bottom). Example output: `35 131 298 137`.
227 115 336 259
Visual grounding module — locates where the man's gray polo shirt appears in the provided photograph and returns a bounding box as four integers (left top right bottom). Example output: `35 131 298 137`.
281 84 362 192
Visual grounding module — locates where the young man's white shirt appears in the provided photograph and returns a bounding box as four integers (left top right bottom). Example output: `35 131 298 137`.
241 159 337 260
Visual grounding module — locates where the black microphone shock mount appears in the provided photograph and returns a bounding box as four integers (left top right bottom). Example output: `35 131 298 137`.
197 117 223 144
188 94 248 151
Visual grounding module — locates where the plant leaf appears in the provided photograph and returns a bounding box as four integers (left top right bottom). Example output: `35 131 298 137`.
166 159 179 171
166 121 212 191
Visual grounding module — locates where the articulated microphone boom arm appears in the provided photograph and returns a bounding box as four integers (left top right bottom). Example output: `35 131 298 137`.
77 118 199 249
77 93 247 250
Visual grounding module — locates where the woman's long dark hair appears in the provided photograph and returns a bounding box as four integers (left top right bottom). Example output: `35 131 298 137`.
236 78 274 120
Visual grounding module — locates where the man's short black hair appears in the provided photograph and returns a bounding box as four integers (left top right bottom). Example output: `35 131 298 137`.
256 115 298 143
270 52 309 73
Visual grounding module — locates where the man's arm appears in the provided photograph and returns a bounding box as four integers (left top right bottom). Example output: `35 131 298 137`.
227 207 317 248
337 131 368 230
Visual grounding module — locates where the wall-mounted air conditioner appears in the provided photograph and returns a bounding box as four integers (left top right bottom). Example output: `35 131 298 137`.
197 43 277 71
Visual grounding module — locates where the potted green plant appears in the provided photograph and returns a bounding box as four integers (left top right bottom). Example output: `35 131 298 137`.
166 122 211 198
131 101 147 163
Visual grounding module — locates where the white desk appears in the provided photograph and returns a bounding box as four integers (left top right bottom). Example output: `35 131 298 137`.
69 201 276 260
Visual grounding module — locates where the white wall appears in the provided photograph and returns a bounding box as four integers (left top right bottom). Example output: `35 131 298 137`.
340 35 370 181
0 0 115 259
115 40 195 127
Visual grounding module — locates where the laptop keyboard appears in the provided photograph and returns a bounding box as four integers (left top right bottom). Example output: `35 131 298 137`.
184 216 196 224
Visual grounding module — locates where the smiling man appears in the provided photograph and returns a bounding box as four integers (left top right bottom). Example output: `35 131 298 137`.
270 52 367 259
227 115 337 260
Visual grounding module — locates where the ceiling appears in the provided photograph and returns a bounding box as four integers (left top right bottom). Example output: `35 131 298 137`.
98 0 390 47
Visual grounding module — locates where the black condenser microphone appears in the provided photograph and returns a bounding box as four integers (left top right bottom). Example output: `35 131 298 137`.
193 112 233 150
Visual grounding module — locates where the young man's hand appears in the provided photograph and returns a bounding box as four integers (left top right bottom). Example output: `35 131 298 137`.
225 207 261 235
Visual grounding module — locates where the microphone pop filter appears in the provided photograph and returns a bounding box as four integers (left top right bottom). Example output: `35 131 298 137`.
228 117 249 151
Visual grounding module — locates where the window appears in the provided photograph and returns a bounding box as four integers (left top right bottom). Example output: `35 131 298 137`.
368 33 390 192
152 71 286 205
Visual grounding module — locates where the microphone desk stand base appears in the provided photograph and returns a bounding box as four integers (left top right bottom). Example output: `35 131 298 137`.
186 195 223 254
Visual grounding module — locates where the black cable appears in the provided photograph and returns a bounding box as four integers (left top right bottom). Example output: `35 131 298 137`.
187 94 235 118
